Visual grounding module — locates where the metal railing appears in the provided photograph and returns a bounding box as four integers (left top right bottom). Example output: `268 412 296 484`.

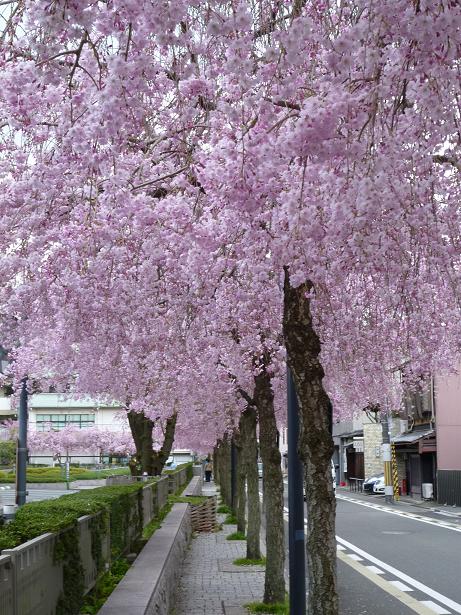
348 477 365 493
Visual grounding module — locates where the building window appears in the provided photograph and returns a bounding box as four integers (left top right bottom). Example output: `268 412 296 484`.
36 414 95 431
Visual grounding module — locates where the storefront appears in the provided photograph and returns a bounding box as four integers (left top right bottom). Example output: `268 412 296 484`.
392 427 436 499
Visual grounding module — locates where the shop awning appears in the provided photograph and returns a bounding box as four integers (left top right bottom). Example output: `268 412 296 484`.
392 429 435 444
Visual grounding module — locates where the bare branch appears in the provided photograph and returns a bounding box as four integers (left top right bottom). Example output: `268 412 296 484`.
125 23 132 61
433 154 460 172
36 48 82 67
131 166 188 191
237 387 256 407
264 97 301 111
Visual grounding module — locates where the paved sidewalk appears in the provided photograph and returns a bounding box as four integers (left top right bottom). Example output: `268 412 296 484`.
172 481 265 615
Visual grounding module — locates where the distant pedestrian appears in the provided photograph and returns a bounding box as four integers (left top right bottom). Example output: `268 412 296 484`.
204 458 213 482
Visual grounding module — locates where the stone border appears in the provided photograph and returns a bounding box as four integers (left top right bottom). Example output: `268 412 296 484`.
182 475 202 496
97 503 192 615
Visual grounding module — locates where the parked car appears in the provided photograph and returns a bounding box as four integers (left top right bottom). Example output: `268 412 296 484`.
372 476 386 494
363 473 384 493
165 457 177 470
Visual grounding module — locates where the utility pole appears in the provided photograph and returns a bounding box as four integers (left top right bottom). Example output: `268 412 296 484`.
381 414 394 504
16 378 28 507
287 367 306 615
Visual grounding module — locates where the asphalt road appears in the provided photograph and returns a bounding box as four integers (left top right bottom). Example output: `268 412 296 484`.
0 487 78 506
262 481 461 614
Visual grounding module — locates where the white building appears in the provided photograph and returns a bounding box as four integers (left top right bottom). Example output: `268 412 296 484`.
0 393 128 464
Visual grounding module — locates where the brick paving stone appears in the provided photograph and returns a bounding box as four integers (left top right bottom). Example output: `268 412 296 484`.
172 481 265 615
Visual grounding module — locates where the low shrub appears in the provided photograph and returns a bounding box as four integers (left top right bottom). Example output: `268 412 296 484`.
233 557 266 566
226 531 246 541
80 558 130 614
0 466 131 484
245 599 288 614
0 482 147 551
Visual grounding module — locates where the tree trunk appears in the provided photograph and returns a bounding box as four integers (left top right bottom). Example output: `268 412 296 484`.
219 434 232 507
213 442 220 486
151 413 178 475
241 406 261 560
128 411 177 476
283 269 337 615
127 410 154 475
234 429 247 534
254 368 286 604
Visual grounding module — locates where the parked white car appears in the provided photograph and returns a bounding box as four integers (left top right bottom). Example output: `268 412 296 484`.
373 476 386 494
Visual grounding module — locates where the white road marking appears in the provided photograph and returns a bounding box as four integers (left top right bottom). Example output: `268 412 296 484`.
430 509 461 519
419 601 451 614
337 550 439 615
337 495 461 533
267 489 457 613
348 554 364 562
365 565 385 575
336 535 461 614
390 581 414 592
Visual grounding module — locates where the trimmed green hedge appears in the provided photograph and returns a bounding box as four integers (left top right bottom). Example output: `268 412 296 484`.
0 466 130 483
0 482 148 551
0 464 192 615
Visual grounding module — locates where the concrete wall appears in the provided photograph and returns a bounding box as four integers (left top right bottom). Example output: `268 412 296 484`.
363 422 383 479
97 504 192 615
0 474 184 615
434 372 461 471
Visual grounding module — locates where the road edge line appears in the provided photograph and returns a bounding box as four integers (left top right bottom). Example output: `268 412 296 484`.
337 550 437 615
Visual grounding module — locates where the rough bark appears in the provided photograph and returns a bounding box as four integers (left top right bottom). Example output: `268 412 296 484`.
213 445 219 484
283 269 338 615
254 367 286 604
241 406 261 560
234 429 247 534
219 434 232 507
127 410 177 476
127 410 154 475
151 413 178 475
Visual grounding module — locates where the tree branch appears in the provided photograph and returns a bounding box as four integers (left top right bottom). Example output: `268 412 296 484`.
237 387 256 407
264 97 301 111
131 166 188 191
433 154 460 172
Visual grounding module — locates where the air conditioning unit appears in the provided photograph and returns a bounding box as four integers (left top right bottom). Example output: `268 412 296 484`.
422 483 433 500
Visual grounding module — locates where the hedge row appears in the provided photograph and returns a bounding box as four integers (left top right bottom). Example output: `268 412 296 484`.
0 466 131 483
0 481 149 552
0 462 194 551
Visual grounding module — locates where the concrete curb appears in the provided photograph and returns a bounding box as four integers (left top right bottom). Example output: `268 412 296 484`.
97 503 192 615
182 475 202 497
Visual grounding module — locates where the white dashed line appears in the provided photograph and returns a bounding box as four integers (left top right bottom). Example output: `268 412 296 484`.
420 601 451 614
348 554 364 562
337 535 461 614
390 580 414 592
365 565 385 575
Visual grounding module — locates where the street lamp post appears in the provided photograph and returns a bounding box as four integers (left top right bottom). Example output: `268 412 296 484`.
287 366 306 615
16 378 28 507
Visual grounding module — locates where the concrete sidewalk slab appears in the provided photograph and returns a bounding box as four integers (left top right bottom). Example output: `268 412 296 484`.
172 481 264 615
